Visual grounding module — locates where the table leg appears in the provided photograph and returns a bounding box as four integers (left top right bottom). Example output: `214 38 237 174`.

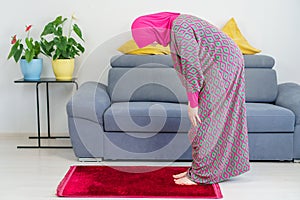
46 82 51 138
17 81 76 148
17 82 42 148
28 82 70 139
36 82 41 147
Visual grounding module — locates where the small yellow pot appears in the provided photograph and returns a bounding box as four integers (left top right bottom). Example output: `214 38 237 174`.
52 59 75 80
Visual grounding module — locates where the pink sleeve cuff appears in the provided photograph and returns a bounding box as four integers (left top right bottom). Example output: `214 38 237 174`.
187 91 199 108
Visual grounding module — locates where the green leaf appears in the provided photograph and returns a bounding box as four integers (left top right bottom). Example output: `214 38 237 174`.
53 16 62 25
77 43 85 53
46 41 55 52
34 41 41 57
73 24 84 41
54 48 62 60
53 37 60 44
25 49 35 62
53 53 58 60
7 40 20 60
40 43 48 56
62 51 69 59
53 16 67 26
56 27 63 36
41 23 55 36
56 37 68 51
25 49 29 61
25 38 33 50
68 37 76 45
41 39 54 52
40 39 52 57
13 44 23 62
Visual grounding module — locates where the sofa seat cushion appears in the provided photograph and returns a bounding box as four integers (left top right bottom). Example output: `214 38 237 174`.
246 103 295 132
104 102 190 133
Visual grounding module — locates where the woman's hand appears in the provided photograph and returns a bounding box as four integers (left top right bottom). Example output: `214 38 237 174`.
188 102 202 127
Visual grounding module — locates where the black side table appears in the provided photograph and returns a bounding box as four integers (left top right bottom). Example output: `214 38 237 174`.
14 78 78 148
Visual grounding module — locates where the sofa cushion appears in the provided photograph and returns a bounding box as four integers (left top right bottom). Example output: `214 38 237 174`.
103 102 190 133
110 55 173 68
110 54 275 69
246 103 295 132
110 55 278 103
245 68 278 102
244 55 275 69
108 68 187 103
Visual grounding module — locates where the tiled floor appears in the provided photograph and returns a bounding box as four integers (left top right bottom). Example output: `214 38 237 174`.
0 134 300 200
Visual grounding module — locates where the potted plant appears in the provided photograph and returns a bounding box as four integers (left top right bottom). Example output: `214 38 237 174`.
40 15 85 80
7 25 43 80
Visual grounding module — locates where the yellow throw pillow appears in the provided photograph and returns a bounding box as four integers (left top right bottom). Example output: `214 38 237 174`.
222 18 261 55
117 39 171 55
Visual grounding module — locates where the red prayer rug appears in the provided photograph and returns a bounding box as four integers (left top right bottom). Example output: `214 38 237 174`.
57 166 223 198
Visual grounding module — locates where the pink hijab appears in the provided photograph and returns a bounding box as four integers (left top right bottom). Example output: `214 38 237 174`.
131 12 180 48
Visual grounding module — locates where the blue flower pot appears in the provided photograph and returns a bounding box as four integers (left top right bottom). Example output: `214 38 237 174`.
20 58 43 81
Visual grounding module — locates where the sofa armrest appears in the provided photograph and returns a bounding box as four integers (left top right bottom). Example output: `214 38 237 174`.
275 82 300 125
67 81 111 125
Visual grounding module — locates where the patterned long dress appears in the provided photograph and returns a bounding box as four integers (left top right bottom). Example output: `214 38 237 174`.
170 14 250 184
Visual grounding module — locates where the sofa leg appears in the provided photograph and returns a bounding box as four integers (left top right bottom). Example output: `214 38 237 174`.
78 157 103 162
293 159 300 163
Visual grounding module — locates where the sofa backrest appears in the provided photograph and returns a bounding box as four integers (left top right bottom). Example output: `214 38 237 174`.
243 55 278 102
109 54 278 103
108 67 188 103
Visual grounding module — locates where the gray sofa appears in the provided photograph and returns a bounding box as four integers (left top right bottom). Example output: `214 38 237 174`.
67 54 300 162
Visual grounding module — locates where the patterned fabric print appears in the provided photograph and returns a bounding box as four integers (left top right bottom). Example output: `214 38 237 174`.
170 14 250 184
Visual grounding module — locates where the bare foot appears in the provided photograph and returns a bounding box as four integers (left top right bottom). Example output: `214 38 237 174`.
174 176 197 185
173 171 187 179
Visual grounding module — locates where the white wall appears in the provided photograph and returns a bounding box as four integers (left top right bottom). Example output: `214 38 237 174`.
0 0 299 135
